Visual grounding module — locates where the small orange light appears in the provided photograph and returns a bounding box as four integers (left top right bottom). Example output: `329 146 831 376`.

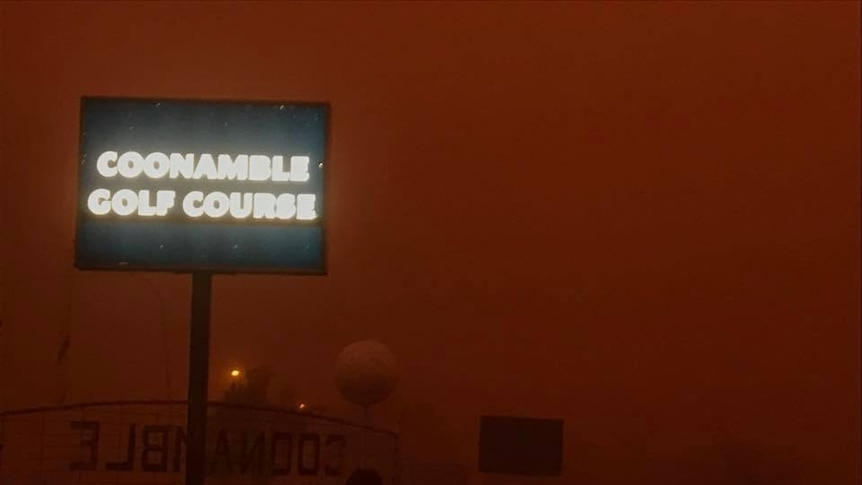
230 369 241 378
298 403 307 410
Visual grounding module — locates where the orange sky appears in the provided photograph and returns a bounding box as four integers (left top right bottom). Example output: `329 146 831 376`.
0 2 859 483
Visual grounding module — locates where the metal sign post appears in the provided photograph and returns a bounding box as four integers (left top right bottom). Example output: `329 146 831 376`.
186 272 212 485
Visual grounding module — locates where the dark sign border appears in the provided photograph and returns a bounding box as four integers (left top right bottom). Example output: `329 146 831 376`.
73 96 330 275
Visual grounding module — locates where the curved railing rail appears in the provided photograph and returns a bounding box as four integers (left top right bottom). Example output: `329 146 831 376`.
0 399 397 437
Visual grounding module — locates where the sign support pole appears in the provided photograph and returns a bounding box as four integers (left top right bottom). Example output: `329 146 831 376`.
186 271 212 485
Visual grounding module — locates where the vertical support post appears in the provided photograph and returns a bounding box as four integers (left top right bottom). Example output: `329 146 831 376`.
186 272 212 485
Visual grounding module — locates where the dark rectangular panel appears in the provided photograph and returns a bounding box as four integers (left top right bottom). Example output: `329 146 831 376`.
478 415 563 477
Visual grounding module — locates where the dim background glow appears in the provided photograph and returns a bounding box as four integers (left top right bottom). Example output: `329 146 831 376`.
0 3 857 483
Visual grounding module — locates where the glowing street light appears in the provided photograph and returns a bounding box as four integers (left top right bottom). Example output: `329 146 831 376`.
230 369 241 378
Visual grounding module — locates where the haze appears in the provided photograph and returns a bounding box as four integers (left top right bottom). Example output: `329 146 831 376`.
0 2 859 483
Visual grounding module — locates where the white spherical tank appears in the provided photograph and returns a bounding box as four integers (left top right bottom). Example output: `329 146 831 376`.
335 340 398 407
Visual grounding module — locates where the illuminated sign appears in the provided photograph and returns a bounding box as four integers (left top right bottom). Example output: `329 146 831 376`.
75 97 328 273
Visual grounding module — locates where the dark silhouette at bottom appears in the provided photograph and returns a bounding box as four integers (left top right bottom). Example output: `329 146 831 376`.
345 468 383 485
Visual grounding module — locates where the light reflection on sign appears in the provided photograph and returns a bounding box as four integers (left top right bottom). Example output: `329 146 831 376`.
86 151 318 220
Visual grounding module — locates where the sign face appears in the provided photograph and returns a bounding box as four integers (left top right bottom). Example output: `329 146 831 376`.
0 402 398 483
75 97 328 273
